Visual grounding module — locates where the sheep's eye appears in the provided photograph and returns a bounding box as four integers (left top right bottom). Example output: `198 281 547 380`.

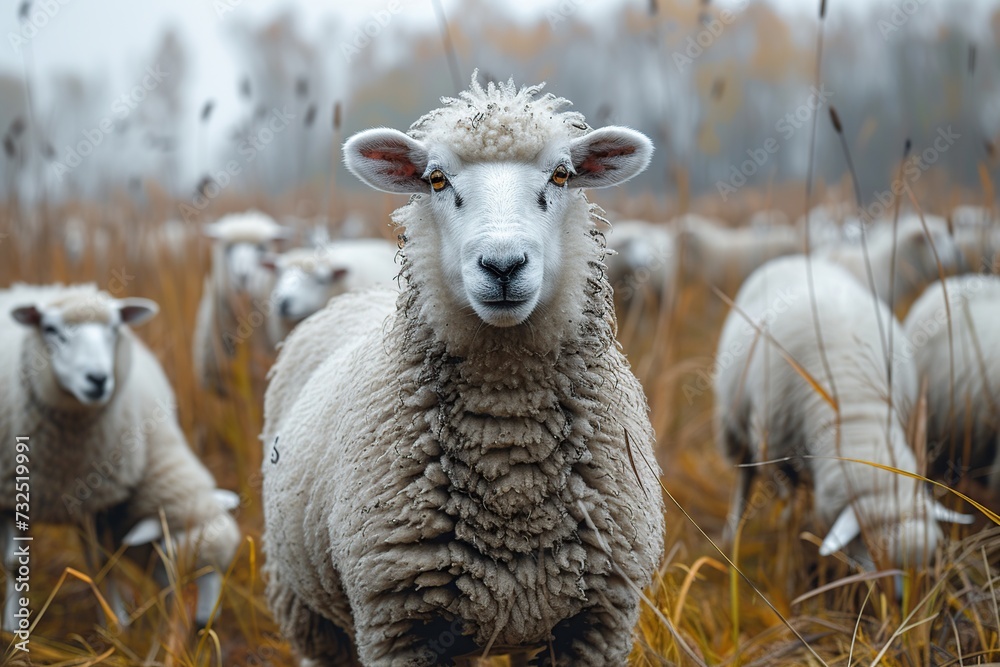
428 169 448 192
43 325 58 336
551 165 570 186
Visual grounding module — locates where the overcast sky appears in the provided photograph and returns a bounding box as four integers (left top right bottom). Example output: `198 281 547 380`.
0 0 995 187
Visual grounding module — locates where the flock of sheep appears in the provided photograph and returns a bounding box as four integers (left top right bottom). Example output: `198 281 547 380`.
1 74 998 665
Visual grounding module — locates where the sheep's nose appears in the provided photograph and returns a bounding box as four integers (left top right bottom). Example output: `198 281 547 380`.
479 254 527 284
85 373 108 391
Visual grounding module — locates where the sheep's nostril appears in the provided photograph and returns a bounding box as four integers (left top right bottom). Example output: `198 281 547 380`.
85 373 108 391
279 298 292 317
479 255 527 284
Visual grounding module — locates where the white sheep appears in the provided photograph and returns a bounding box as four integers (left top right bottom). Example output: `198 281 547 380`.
903 274 1000 490
193 210 290 391
262 74 665 667
261 238 399 346
0 284 241 630
674 214 800 293
950 206 1000 273
714 256 971 567
818 214 965 308
604 219 676 302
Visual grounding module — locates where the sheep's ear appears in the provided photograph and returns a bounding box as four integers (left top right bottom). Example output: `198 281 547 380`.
260 253 279 271
819 506 861 556
568 127 653 189
271 226 294 241
932 501 974 525
213 489 241 512
343 128 429 194
11 305 42 327
117 298 159 327
122 517 164 547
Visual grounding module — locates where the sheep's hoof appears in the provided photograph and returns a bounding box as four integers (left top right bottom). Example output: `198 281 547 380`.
194 571 223 627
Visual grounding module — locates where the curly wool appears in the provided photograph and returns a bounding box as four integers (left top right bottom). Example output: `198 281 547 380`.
263 196 664 666
408 71 590 161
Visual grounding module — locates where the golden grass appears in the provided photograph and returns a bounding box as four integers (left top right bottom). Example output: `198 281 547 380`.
0 192 998 667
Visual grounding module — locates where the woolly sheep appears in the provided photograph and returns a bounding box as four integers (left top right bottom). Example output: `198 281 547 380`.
262 75 665 666
261 238 399 346
714 256 971 567
675 214 799 293
193 210 290 391
903 274 1000 490
818 214 965 308
0 284 240 630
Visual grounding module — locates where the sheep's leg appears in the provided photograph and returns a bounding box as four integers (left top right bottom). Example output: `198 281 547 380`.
266 565 360 666
195 570 222 627
539 604 634 667
723 465 755 545
1 516 17 632
79 529 130 628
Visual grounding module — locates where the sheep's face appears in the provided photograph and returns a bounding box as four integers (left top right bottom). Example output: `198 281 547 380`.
892 218 965 285
344 126 652 327
265 256 348 323
204 221 290 295
221 241 271 293
11 297 158 406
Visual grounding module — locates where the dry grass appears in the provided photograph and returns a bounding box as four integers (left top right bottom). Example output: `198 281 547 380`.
0 188 998 667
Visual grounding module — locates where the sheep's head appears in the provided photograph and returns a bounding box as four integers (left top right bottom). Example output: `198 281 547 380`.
262 249 348 323
820 491 972 568
344 74 652 328
12 291 158 406
893 216 966 287
204 212 291 294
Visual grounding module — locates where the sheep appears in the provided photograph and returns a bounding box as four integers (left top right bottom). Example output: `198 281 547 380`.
949 206 1000 272
674 214 799 293
604 219 675 302
262 74 665 667
261 238 399 346
193 210 290 392
903 274 1000 490
714 256 971 568
0 284 241 630
817 214 965 309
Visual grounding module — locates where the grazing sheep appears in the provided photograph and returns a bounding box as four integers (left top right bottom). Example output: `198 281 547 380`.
903 274 1000 490
675 214 799 293
262 238 399 346
604 219 675 301
818 214 965 308
263 75 665 666
193 211 290 391
0 284 241 630
714 256 971 567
